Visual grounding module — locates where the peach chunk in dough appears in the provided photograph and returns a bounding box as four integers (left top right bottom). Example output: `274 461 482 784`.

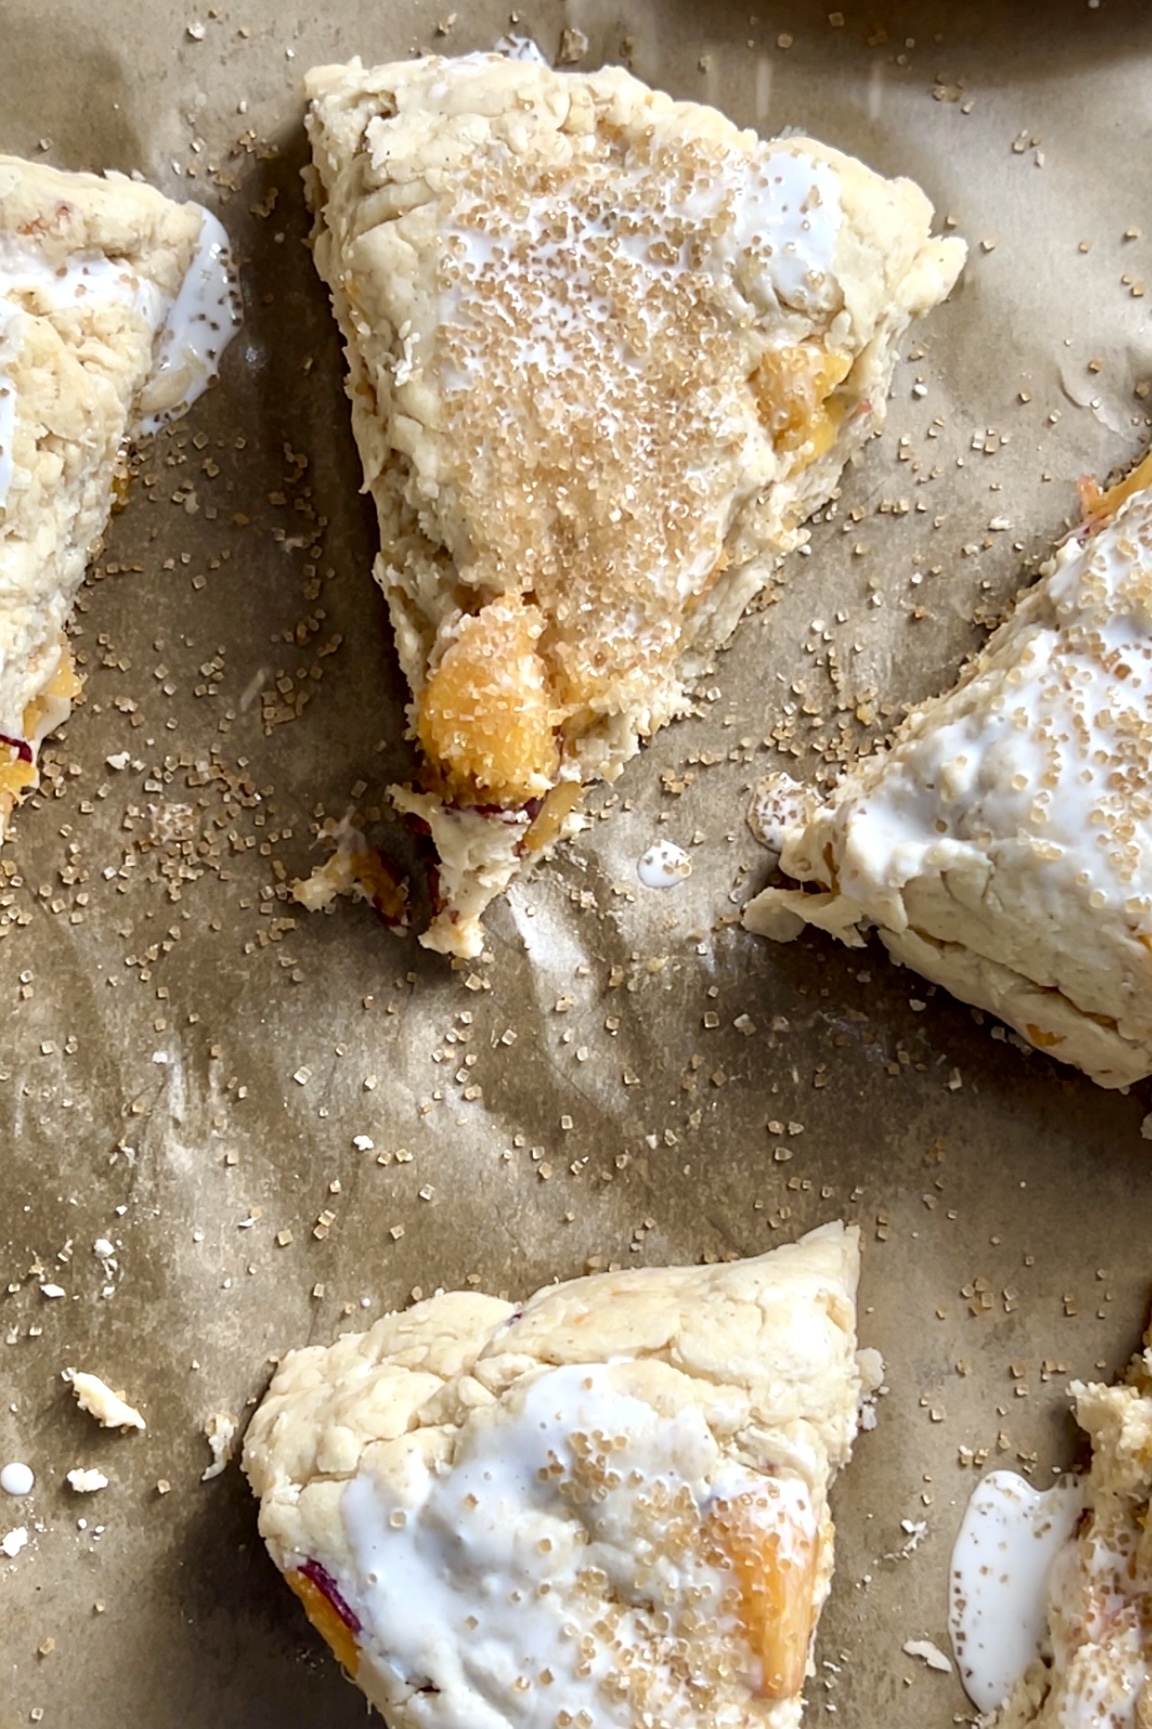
0 750 37 802
287 1568 361 1677
708 1486 820 1701
1079 446 1152 533
523 779 584 855
0 650 83 803
752 343 852 466
417 593 561 807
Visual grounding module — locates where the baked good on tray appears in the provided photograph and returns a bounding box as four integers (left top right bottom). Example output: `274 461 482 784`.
0 154 240 829
302 49 966 957
745 466 1152 1089
953 1323 1152 1726
243 1221 880 1728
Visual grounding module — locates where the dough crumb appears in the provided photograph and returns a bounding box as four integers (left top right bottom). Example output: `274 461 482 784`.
66 1468 109 1494
63 1369 146 1432
902 1637 954 1673
1 1525 28 1557
200 1411 238 1481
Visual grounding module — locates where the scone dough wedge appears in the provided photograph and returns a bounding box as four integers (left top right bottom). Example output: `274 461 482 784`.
959 1331 1152 1727
243 1220 880 1729
0 154 240 829
745 474 1152 1089
302 50 966 957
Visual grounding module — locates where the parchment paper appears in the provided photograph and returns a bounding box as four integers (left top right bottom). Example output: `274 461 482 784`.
2 2 1152 1724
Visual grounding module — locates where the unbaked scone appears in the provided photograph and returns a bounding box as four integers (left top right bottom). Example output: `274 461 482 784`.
0 154 240 828
301 49 966 957
954 1329 1152 1727
744 471 1152 1089
243 1220 879 1729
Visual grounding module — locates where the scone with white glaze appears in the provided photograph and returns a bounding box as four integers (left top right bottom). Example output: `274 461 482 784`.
243 1221 879 1729
970 1332 1152 1727
301 49 966 957
744 469 1152 1089
0 154 240 828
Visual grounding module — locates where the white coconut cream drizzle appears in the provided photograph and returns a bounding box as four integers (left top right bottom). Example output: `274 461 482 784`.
948 1469 1084 1713
332 1361 814 1724
637 837 692 888
134 207 242 434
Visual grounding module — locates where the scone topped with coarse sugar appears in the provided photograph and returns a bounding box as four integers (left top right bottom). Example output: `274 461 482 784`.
301 49 966 957
0 154 240 831
744 459 1152 1089
243 1221 879 1729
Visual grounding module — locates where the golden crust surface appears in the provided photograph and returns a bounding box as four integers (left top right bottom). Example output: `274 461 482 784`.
244 1222 877 1729
304 50 964 954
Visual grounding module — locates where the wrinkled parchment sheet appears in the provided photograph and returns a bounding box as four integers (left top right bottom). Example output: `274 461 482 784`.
2 1 1152 1723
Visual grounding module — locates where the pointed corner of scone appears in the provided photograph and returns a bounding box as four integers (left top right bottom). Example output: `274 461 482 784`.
242 1220 878 1726
0 154 241 837
301 50 964 959
743 454 1152 1089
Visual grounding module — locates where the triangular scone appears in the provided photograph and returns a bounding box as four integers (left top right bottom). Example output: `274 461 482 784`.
0 155 240 827
952 1330 1152 1727
302 51 965 957
243 1221 879 1729
744 472 1152 1089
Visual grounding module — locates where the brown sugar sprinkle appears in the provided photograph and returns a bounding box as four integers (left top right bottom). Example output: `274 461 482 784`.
419 124 853 803
509 1418 820 1715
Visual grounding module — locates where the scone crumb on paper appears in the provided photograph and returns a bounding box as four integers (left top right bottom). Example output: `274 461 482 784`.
66 1468 109 1494
857 1347 885 1430
902 1638 953 1673
2 1525 29 1557
885 1517 928 1560
292 817 408 928
200 1411 238 1481
63 1369 146 1432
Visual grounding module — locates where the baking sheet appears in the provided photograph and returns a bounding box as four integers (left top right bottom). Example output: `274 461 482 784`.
2 0 1152 1723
